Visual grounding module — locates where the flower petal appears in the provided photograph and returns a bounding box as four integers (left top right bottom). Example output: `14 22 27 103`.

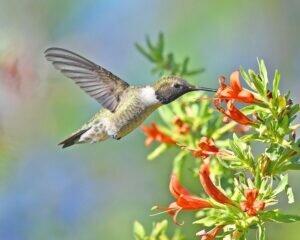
230 70 242 92
240 188 265 216
244 189 259 203
142 123 175 145
225 100 253 125
237 90 257 103
215 71 258 104
169 174 191 198
200 162 234 205
177 195 212 209
196 225 224 240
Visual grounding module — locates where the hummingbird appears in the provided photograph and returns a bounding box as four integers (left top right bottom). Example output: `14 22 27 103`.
44 47 216 148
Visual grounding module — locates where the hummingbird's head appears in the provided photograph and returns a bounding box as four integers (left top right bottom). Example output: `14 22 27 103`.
153 76 216 104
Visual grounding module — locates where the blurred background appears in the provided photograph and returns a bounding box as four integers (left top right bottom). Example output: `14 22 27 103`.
0 0 299 239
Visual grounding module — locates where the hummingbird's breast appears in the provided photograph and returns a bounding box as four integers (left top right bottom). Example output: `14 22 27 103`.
81 86 161 143
107 87 161 138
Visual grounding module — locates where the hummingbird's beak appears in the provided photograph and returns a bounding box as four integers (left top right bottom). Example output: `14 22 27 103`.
189 86 217 92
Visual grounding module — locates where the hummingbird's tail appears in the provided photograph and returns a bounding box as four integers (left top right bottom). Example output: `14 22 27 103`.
59 128 90 148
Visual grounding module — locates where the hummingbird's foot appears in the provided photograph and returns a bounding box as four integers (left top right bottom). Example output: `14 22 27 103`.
111 134 121 140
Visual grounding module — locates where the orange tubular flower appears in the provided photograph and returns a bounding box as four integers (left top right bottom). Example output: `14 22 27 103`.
157 174 213 225
200 162 234 205
212 71 257 125
240 189 265 216
142 123 175 146
173 116 191 135
214 100 253 125
181 137 231 159
216 71 257 104
194 137 220 158
196 225 224 240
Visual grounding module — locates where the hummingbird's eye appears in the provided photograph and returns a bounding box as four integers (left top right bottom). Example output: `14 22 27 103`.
173 83 181 88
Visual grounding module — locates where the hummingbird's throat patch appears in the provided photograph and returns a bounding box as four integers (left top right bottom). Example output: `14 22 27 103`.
139 86 160 106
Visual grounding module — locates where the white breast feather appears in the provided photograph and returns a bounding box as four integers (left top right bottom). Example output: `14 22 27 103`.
102 118 118 137
139 86 159 106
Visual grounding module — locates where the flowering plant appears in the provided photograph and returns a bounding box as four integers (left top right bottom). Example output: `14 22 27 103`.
134 34 300 240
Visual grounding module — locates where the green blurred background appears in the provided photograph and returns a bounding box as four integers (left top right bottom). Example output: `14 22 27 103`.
0 0 299 239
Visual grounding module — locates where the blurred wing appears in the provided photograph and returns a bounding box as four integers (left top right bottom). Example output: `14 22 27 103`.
44 47 130 112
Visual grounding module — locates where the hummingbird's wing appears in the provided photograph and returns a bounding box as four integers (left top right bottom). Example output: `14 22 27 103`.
44 47 130 112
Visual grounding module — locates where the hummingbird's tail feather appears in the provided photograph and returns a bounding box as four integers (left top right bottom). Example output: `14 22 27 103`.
59 128 90 148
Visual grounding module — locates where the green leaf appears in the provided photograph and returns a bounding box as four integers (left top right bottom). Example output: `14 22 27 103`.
265 177 274 198
166 53 174 66
281 163 300 171
257 222 266 240
255 167 262 188
249 69 265 97
289 104 300 118
158 105 175 125
240 67 253 89
258 59 269 88
133 221 146 240
272 174 288 196
173 151 188 179
193 215 218 226
172 229 186 240
285 184 295 204
170 100 185 116
181 57 189 75
239 232 247 240
260 210 300 223
229 134 254 169
136 33 204 78
272 69 281 100
157 32 164 55
135 43 155 62
146 35 155 52
259 178 269 195
150 220 168 238
247 178 255 189
147 143 168 160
